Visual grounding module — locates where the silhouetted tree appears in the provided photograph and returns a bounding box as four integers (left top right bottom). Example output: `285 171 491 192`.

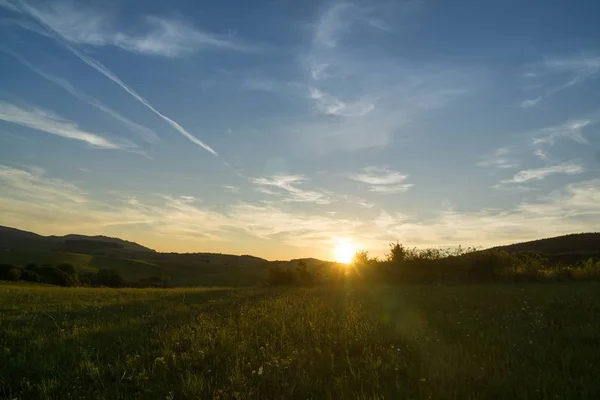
95 268 124 288
37 266 77 286
387 242 408 263
56 263 79 282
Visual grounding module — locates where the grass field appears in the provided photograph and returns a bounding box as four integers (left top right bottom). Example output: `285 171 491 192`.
1 282 600 399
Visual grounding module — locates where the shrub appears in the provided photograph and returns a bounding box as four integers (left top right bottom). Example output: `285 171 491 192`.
21 269 41 283
79 272 97 286
37 266 77 287
95 268 124 288
56 263 79 281
295 261 316 285
267 265 297 286
462 250 515 282
0 264 22 281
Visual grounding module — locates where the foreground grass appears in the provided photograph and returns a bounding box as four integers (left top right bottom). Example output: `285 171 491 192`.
1 282 599 399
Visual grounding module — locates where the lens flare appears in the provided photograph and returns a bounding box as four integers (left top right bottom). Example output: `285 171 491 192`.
334 240 355 264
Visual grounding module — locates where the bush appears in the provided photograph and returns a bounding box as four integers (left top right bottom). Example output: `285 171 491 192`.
21 269 41 283
267 265 297 286
37 266 78 287
79 272 97 286
463 250 515 282
95 268 124 288
295 261 317 285
0 264 22 281
56 263 79 282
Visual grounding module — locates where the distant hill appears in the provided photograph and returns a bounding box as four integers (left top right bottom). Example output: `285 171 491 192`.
0 225 154 252
491 233 600 255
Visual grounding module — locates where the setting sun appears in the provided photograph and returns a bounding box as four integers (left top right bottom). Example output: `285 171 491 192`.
334 240 356 264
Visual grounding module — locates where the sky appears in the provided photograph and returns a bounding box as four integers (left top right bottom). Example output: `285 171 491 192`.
0 0 599 260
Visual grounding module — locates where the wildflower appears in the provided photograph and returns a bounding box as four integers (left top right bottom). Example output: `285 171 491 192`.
258 367 263 376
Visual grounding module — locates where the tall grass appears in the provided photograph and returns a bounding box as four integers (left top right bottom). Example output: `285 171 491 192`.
2 282 600 399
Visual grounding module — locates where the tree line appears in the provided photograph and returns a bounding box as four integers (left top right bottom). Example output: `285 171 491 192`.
0 263 170 288
267 242 600 286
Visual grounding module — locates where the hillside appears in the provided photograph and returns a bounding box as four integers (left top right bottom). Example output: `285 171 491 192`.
492 233 600 255
0 225 154 252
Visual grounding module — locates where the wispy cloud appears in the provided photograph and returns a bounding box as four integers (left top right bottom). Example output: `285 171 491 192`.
309 87 375 117
0 0 19 12
0 164 87 203
477 147 518 169
250 175 331 204
502 161 585 184
534 149 550 161
13 17 219 155
67 46 218 155
312 1 392 49
313 2 356 48
7 1 252 57
222 185 240 193
520 97 542 108
4 49 159 143
2 164 600 257
112 17 253 57
349 166 413 194
533 119 591 145
374 179 600 248
521 54 600 106
0 101 133 150
297 2 470 151
228 203 360 247
0 164 233 241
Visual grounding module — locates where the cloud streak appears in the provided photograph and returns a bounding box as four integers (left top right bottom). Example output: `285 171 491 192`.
1 164 600 258
533 119 591 146
0 101 133 150
477 147 518 169
503 161 585 184
4 48 159 143
309 87 375 117
7 1 252 57
521 54 600 106
14 16 219 155
349 166 413 194
251 175 331 204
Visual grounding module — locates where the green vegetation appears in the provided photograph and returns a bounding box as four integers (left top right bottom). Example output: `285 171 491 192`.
1 282 599 399
0 251 268 287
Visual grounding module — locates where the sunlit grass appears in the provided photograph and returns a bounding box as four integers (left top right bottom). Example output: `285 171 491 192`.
1 282 600 398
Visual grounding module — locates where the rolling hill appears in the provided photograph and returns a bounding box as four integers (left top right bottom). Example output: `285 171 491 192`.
0 225 154 252
2 226 599 286
492 233 600 255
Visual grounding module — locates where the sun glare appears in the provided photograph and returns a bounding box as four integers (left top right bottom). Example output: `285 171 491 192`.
334 240 356 264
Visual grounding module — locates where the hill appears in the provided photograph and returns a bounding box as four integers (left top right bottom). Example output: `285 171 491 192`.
492 233 600 255
0 225 154 252
0 226 275 286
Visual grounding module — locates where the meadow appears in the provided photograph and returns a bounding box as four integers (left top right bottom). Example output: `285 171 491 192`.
2 281 600 399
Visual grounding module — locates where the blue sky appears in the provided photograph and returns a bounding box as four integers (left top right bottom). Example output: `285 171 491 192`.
0 0 599 260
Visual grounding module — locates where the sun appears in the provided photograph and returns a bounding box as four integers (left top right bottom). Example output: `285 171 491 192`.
334 240 356 264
